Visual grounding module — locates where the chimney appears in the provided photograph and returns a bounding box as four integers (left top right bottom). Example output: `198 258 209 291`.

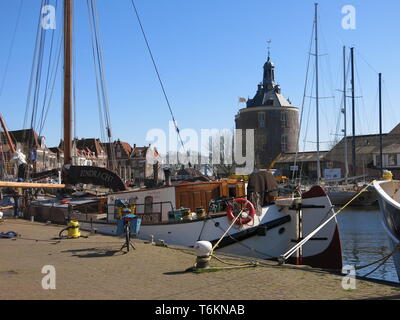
153 162 159 186
164 167 172 187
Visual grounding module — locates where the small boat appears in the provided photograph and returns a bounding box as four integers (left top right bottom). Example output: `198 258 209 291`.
326 185 377 207
373 179 400 281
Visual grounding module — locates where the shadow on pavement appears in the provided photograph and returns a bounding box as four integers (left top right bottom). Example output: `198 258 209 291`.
61 247 127 258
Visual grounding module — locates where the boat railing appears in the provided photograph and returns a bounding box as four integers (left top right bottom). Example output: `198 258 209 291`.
106 201 175 224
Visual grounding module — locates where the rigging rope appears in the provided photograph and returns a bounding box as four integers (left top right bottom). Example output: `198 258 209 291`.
129 0 189 163
0 0 24 98
280 181 375 263
291 19 315 183
87 0 116 171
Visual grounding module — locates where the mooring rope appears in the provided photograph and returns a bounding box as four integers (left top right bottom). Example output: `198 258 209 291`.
280 181 375 263
211 209 244 253
354 243 400 278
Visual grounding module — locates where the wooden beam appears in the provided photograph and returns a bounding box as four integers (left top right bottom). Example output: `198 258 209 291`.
0 112 16 153
0 181 66 189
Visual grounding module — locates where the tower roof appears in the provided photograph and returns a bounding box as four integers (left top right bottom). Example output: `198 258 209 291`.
246 53 293 108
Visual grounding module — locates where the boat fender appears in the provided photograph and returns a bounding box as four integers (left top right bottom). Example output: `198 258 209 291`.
226 198 255 225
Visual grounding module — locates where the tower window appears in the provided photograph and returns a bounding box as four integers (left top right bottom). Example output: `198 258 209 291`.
281 135 288 152
281 112 288 128
258 112 266 128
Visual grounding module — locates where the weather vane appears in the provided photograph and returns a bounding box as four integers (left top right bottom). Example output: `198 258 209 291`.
267 40 272 59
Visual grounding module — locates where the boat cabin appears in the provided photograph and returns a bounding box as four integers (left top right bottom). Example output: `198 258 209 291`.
107 179 246 224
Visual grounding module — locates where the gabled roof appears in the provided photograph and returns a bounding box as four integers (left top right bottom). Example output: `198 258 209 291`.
389 123 400 135
131 146 149 158
75 138 105 156
9 129 40 148
119 142 133 155
102 141 133 158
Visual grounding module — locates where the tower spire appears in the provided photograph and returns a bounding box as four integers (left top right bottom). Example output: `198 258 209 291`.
267 39 272 60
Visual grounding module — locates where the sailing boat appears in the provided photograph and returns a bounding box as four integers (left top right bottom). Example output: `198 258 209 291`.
2 1 343 270
76 3 342 270
325 47 377 206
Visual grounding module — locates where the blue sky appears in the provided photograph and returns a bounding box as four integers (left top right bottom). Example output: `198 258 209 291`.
0 0 399 152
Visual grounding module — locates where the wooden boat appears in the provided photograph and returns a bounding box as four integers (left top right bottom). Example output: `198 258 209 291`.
2 1 343 271
373 179 400 281
73 171 343 270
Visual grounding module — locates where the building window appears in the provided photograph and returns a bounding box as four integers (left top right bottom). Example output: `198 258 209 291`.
258 112 266 128
281 112 288 128
144 196 153 214
375 154 382 167
281 135 287 152
388 154 397 166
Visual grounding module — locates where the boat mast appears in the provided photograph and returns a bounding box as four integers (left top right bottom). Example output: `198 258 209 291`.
63 0 73 166
343 46 349 184
314 3 321 183
350 47 356 177
379 73 383 175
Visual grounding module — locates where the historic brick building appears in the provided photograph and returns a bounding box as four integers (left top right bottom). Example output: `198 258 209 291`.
235 54 299 169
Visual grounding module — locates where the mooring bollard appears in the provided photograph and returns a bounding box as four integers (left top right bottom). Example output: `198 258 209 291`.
194 241 213 269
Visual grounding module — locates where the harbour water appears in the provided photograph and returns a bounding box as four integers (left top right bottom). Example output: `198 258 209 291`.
337 207 398 283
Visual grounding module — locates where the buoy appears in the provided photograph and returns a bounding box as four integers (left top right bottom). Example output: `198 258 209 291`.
193 241 212 269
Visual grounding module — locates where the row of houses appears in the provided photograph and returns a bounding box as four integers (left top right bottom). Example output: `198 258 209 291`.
274 123 400 182
0 128 162 186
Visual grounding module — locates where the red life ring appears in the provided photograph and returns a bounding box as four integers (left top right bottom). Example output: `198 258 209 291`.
226 198 255 225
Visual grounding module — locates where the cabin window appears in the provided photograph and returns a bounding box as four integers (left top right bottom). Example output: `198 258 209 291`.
144 196 153 214
228 185 237 198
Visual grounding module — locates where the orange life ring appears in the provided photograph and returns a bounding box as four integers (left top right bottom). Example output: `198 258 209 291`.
226 198 255 225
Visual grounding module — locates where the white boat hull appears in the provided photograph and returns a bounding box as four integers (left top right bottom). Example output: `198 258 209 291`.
373 180 400 281
83 186 343 269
